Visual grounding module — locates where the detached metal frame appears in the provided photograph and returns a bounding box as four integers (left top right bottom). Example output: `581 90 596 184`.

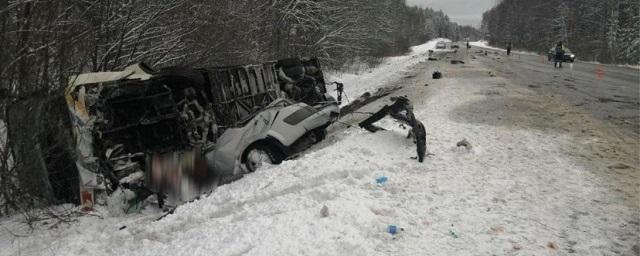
358 96 427 162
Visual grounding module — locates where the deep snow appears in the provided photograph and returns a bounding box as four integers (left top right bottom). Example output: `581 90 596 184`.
1 39 638 256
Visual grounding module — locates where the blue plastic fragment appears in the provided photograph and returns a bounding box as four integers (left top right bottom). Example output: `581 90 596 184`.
388 225 398 235
376 176 388 184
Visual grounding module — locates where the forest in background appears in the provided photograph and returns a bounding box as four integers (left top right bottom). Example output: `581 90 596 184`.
0 0 480 100
481 0 639 64
0 0 480 215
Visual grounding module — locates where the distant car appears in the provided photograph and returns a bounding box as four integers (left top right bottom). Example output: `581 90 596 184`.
548 47 576 62
436 41 447 49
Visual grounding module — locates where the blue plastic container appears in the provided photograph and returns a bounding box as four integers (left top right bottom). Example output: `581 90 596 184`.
376 176 388 184
388 225 398 235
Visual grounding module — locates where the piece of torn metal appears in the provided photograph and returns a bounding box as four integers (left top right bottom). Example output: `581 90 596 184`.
358 96 427 162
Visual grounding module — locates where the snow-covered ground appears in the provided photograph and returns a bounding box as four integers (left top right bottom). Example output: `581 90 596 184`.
327 38 450 104
1 40 638 256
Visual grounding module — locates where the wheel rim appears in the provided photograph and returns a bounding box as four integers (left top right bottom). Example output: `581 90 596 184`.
246 149 273 171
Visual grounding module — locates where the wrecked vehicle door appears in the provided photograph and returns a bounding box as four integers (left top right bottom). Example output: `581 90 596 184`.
65 59 339 210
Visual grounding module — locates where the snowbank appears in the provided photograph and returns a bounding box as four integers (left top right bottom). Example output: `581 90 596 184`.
583 60 640 70
327 38 449 105
470 41 538 56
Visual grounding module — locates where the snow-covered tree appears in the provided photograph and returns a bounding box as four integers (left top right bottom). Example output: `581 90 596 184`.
481 0 639 64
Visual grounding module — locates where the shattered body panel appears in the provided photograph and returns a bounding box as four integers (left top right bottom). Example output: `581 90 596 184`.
209 99 335 176
359 96 427 162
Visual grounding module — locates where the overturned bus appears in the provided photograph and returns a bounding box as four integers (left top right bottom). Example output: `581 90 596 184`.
64 58 339 210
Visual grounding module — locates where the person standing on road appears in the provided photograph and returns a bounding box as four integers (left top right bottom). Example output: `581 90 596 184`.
554 41 565 68
506 42 512 56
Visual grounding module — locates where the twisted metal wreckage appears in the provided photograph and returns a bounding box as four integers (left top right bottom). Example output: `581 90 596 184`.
63 57 427 212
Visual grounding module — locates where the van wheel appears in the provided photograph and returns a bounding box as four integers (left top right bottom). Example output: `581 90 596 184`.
244 144 284 172
312 129 327 143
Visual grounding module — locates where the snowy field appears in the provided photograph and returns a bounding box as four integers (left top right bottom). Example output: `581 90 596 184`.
1 40 638 256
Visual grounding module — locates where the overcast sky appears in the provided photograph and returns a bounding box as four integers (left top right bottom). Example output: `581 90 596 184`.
406 0 497 27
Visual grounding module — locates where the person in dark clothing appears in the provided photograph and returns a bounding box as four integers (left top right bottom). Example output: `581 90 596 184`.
554 42 565 68
506 42 512 56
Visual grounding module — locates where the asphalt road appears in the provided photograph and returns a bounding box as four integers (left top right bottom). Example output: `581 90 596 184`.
469 46 640 141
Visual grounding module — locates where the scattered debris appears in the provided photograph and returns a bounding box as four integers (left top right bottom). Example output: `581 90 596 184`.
432 71 443 79
488 71 496 77
450 60 465 64
424 83 429 87
609 163 631 170
528 84 541 88
512 243 523 251
388 225 398 235
547 241 558 250
376 176 389 184
427 57 438 61
320 205 329 218
456 139 472 150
